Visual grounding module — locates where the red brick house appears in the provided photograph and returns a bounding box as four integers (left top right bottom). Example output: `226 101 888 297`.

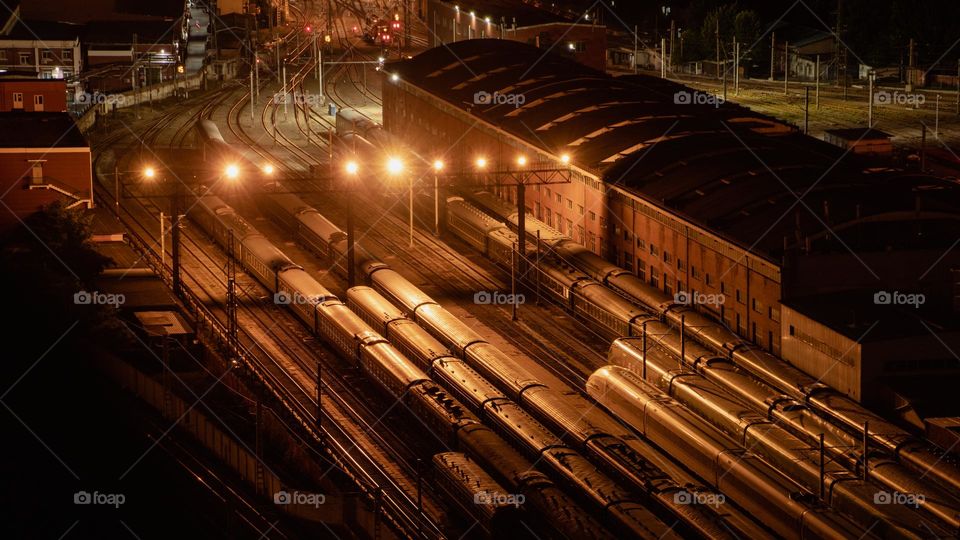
0 112 92 231
0 77 67 111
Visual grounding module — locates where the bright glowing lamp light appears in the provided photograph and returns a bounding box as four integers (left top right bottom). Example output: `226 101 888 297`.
390 73 399 82
387 157 403 175
560 153 571 164
475 157 487 169
433 159 444 171
345 161 359 174
517 156 527 166
225 164 240 179
143 166 156 179
263 164 275 175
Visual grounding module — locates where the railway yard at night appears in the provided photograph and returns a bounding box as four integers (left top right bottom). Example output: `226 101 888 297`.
3 0 960 538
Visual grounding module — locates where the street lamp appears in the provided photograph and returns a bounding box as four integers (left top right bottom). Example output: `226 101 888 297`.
225 164 240 180
560 153 571 164
386 156 413 248
344 160 359 287
433 160 444 236
263 163 275 175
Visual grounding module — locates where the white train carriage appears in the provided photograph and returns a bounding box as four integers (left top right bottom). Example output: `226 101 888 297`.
277 268 335 330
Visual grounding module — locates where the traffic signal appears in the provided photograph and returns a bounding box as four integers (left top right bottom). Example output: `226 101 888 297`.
305 24 312 33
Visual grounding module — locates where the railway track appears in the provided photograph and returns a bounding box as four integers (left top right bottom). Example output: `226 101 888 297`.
92 76 445 538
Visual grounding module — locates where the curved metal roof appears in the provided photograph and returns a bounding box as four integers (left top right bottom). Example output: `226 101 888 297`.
392 39 960 258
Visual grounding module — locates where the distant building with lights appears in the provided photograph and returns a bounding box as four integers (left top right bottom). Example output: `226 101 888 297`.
0 5 83 81
425 0 607 72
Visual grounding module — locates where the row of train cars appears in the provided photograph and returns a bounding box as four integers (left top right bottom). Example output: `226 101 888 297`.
190 116 958 537
334 108 960 535
187 184 952 538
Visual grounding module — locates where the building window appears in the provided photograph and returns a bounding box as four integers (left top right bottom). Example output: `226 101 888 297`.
33 95 44 107
0 50 7 61
691 265 701 280
677 258 685 271
736 289 743 304
567 219 573 237
650 243 658 256
19 52 30 65
752 298 763 313
535 202 541 219
12 92 23 109
556 217 563 234
663 250 671 264
569 40 587 53
636 238 645 250
566 198 573 210
62 49 72 60
589 211 596 221
624 253 633 271
545 208 552 227
577 204 584 216
637 263 645 280
650 266 660 288
41 50 52 62
720 281 726 293
599 216 606 229
556 193 562 204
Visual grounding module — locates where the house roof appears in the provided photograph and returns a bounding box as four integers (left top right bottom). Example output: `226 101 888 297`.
0 112 88 148
392 39 960 260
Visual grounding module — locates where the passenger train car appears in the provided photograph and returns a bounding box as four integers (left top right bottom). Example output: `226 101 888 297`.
452 189 960 499
187 195 629 539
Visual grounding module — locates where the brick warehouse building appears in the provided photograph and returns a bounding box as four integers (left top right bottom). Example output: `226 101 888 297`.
0 112 92 230
380 40 960 402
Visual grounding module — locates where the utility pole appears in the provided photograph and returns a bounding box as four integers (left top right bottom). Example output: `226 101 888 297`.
784 41 789 95
133 33 139 119
669 19 676 72
867 71 874 128
717 17 721 80
770 32 775 80
804 86 810 134
634 25 638 75
661 38 667 78
815 55 821 109
734 38 739 95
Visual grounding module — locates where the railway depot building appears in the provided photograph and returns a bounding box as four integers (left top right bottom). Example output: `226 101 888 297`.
382 40 960 404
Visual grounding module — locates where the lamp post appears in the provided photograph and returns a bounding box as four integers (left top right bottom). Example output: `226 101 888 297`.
432 160 444 236
387 157 413 248
142 163 240 297
345 160 358 287
515 155 528 276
